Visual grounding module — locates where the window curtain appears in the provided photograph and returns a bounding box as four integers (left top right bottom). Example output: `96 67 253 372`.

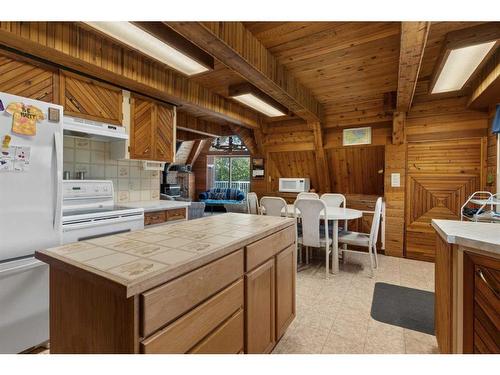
493 104 500 134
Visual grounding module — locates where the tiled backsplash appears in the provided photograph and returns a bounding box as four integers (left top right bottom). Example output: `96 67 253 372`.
63 136 160 203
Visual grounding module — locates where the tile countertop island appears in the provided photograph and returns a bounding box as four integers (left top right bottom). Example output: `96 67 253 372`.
432 219 500 354
36 213 297 354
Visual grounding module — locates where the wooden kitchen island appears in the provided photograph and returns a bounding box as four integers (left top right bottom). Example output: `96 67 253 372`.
36 213 297 354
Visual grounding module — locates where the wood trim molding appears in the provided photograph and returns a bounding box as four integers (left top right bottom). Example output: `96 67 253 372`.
164 22 323 123
0 22 260 129
397 21 430 112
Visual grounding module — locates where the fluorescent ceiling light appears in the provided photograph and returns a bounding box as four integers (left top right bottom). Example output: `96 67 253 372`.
232 93 286 117
85 22 210 76
432 41 496 94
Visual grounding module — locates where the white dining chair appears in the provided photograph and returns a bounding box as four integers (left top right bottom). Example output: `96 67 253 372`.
337 197 383 277
320 193 348 230
297 192 319 199
260 196 288 217
294 198 331 278
246 192 260 215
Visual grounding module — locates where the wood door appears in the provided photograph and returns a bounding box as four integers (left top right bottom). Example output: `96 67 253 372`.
406 139 483 261
60 71 122 125
245 258 276 354
0 51 57 103
130 95 155 160
155 102 174 162
275 244 296 340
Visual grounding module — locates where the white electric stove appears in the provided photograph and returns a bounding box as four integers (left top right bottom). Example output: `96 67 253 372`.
62 180 144 244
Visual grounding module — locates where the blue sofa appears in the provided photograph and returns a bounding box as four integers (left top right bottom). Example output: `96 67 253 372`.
199 188 245 209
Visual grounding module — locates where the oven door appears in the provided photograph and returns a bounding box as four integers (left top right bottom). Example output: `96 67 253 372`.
62 214 144 244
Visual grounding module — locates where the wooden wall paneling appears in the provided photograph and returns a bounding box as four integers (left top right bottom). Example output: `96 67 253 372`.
406 139 483 261
176 111 228 137
384 143 406 257
397 22 430 112
268 151 319 192
60 70 122 124
0 49 58 103
0 21 260 129
326 146 385 196
166 22 322 122
192 140 214 198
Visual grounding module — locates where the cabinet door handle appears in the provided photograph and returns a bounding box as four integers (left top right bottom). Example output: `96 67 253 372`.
476 269 500 299
143 148 150 154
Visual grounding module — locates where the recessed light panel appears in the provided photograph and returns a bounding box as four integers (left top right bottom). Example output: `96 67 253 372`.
85 22 209 76
432 41 496 94
231 93 286 117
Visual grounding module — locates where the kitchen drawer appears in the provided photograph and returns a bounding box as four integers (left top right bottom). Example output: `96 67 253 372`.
189 309 244 354
245 226 295 271
141 279 244 353
144 211 166 226
140 249 244 336
166 208 186 221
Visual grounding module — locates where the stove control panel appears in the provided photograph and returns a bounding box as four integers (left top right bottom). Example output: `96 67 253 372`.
63 180 114 200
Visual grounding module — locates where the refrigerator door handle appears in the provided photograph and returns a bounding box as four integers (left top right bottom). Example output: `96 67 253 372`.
0 259 44 278
53 132 62 229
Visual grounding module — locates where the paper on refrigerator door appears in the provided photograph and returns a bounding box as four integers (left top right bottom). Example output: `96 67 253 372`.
0 145 31 172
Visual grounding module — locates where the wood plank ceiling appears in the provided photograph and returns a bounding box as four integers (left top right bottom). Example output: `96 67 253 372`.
192 22 402 129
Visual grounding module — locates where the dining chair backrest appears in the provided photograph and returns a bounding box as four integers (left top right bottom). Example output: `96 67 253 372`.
369 197 383 245
260 196 287 217
297 192 319 200
294 198 328 248
246 192 259 215
320 193 346 208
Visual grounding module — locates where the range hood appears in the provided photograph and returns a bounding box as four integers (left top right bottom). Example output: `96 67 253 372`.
63 116 128 141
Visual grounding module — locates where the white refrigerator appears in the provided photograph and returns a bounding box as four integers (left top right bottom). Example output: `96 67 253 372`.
0 92 63 353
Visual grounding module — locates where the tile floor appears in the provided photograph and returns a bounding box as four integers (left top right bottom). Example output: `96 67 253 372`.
273 252 439 354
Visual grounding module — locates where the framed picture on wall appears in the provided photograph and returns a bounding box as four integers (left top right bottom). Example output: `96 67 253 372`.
343 127 372 146
252 158 265 179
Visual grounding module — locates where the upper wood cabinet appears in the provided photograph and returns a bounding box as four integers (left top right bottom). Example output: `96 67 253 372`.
0 51 57 103
130 95 155 160
130 93 174 163
60 71 122 125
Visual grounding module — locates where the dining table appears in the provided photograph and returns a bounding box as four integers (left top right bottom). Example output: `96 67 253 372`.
282 204 363 273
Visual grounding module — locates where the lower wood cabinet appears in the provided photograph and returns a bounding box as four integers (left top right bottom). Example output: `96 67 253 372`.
463 252 500 354
144 208 186 226
276 244 297 340
245 225 296 353
245 258 276 354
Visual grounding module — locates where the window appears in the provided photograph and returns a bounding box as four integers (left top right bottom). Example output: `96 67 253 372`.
207 156 250 195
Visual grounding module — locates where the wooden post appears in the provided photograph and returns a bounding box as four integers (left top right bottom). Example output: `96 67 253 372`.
392 112 406 145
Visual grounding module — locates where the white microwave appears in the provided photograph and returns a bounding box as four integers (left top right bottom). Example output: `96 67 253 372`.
278 178 311 193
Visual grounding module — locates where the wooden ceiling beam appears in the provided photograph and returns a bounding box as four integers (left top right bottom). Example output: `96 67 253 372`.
186 139 207 166
176 111 229 138
468 48 500 109
0 22 259 129
165 22 323 123
228 124 260 157
397 22 430 112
